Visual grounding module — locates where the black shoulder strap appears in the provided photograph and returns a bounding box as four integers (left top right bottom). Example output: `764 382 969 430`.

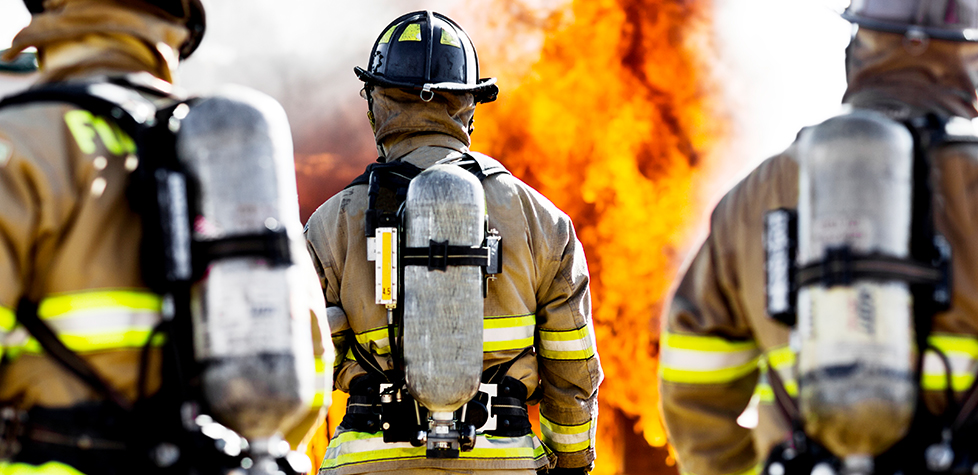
0 81 159 139
15 299 133 411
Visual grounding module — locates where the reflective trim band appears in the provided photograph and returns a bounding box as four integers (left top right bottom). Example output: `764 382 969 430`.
355 327 391 355
538 325 595 360
766 345 795 370
922 334 978 392
440 28 461 48
38 291 161 318
321 430 548 470
539 415 593 453
9 291 164 353
313 355 328 408
378 25 396 44
0 461 86 475
680 463 761 475
0 305 14 331
660 332 760 384
398 24 422 42
483 314 535 353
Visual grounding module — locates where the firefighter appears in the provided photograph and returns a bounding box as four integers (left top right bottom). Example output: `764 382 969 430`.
304 10 603 475
659 2 978 475
0 1 329 474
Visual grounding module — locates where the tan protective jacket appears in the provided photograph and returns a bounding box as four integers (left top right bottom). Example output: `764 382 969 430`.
0 68 328 475
659 36 978 474
305 134 602 473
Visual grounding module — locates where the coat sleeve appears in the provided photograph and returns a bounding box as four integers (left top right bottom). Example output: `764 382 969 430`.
533 208 604 470
659 222 761 475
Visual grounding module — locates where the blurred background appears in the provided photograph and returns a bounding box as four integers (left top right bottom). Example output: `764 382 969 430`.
0 0 850 473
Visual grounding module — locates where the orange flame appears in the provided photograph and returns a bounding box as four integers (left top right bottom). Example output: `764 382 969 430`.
297 0 728 471
468 0 726 471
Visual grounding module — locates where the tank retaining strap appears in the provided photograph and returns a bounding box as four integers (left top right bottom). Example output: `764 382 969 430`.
402 240 490 271
796 248 948 289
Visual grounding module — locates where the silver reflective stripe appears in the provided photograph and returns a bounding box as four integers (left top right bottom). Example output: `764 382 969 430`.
45 310 161 334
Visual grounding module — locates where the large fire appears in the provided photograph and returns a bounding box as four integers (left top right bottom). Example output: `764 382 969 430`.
296 0 728 472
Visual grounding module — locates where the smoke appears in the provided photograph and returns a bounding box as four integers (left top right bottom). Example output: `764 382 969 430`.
180 0 464 220
706 0 851 202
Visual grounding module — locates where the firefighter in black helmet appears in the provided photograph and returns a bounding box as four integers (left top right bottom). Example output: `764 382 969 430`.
306 9 602 475
0 1 331 474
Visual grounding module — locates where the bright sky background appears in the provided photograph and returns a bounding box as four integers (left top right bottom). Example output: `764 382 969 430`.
0 0 852 182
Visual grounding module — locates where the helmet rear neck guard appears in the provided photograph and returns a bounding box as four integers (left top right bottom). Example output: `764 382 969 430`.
355 10 498 104
843 0 978 41
22 0 206 59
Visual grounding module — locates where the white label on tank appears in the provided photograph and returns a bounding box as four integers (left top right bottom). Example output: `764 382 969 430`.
204 262 293 357
811 217 874 255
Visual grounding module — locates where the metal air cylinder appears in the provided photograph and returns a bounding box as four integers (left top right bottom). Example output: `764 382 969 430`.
402 164 485 414
177 86 315 441
796 109 917 461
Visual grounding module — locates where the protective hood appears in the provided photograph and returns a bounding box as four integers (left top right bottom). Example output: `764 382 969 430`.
369 86 476 162
3 0 190 83
844 28 978 118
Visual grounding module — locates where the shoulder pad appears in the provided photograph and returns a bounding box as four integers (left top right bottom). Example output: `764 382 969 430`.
462 151 510 179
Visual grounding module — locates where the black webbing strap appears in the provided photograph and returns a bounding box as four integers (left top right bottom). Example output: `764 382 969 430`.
402 240 490 271
192 229 292 271
14 300 132 411
347 331 391 383
795 251 945 288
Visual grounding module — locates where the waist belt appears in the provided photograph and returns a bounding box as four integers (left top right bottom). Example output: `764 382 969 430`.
344 376 532 438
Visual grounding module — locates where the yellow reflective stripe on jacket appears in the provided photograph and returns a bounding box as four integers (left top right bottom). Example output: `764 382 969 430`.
539 415 593 453
0 461 86 475
659 331 760 384
354 326 392 355
680 462 762 475
353 314 536 357
538 325 595 360
321 430 548 470
922 333 978 392
10 290 163 354
313 354 328 408
0 305 13 363
484 314 534 352
0 305 14 332
755 346 798 403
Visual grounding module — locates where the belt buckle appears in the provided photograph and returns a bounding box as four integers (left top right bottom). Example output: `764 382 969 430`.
0 407 25 460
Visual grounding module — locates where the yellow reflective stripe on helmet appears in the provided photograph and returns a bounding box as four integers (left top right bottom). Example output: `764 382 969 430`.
440 28 461 48
0 461 86 475
483 314 534 352
355 326 392 355
538 325 595 360
0 305 15 332
378 25 397 44
321 430 547 470
922 333 978 392
660 331 760 384
539 415 593 453
398 24 422 42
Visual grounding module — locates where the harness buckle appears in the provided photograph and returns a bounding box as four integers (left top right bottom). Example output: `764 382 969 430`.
0 407 25 460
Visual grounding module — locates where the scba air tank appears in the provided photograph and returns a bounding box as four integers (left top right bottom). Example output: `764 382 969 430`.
796 109 917 465
402 164 485 423
176 86 316 444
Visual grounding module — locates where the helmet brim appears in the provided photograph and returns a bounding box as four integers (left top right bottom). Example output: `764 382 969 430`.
355 66 499 104
842 11 978 42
